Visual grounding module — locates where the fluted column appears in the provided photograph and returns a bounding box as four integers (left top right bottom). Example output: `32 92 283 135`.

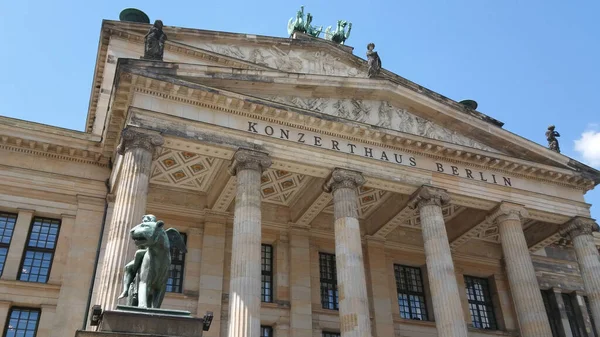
408 186 467 337
96 127 163 310
323 169 372 337
560 216 600 336
489 202 553 337
227 149 272 337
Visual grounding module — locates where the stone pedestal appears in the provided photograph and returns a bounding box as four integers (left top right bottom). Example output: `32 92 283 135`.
324 169 372 337
75 307 205 337
408 186 468 337
96 128 164 310
226 149 272 337
489 203 553 337
560 217 600 336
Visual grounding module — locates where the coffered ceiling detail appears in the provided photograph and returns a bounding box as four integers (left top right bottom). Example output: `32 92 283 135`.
323 186 391 219
260 169 310 206
150 149 223 192
405 205 466 228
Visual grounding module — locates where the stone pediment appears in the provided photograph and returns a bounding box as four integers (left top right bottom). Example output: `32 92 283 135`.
186 41 367 77
257 95 501 153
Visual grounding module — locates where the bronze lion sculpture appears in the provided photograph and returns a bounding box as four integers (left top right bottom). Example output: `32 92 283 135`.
118 214 187 308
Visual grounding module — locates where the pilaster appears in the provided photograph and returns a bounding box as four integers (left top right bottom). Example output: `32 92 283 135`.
1 209 34 280
365 236 394 337
289 226 313 337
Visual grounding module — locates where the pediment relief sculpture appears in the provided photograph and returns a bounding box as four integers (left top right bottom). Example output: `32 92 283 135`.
257 95 498 153
197 43 365 77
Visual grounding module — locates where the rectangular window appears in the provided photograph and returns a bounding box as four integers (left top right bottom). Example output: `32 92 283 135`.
541 290 561 337
562 293 585 337
166 233 187 293
394 264 428 320
464 275 497 330
260 326 272 337
18 217 60 283
3 307 40 337
585 296 598 337
0 212 17 276
261 244 273 303
322 332 340 337
319 252 338 310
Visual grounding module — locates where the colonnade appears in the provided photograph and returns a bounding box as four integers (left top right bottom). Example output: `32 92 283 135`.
96 129 600 337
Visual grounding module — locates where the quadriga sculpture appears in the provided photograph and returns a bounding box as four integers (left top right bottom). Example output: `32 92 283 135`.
118 214 187 308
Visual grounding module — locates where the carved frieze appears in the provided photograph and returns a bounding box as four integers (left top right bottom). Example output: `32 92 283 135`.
258 96 497 152
198 43 365 77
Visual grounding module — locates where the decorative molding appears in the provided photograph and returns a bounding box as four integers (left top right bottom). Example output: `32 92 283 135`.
294 191 332 228
0 135 106 166
150 148 223 192
229 148 272 175
261 169 310 206
559 217 599 240
407 185 450 209
116 127 164 156
406 204 464 228
529 233 562 253
322 185 390 219
373 203 418 238
212 176 237 212
323 168 365 193
486 202 529 225
450 219 491 250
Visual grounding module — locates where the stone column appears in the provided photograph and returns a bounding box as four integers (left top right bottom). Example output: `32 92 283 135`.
96 127 163 310
488 202 553 337
323 168 372 337
408 186 467 337
560 216 600 336
226 149 271 337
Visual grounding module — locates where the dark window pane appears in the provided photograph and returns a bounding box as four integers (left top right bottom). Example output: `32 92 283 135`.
261 244 273 303
562 293 585 337
260 326 272 337
3 308 40 337
394 265 428 321
322 332 340 337
464 276 497 330
0 213 17 276
319 253 338 310
18 217 61 283
167 233 187 293
541 290 561 337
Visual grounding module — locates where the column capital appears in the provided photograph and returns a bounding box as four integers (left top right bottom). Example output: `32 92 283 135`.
487 202 529 224
323 168 365 193
407 185 450 209
228 148 272 175
116 127 164 155
560 216 598 240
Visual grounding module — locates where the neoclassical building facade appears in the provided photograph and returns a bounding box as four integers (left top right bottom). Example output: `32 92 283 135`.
0 17 600 337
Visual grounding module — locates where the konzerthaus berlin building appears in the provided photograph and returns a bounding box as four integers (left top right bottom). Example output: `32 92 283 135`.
1 13 600 337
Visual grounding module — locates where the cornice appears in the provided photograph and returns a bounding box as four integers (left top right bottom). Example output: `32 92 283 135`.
0 134 106 166
109 73 595 191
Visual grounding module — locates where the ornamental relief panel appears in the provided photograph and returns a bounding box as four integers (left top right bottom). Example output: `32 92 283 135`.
260 169 310 206
257 96 499 153
195 42 366 77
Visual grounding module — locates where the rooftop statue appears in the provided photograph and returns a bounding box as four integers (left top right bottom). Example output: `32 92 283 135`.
546 125 561 153
143 20 167 60
366 43 382 78
287 6 322 38
118 214 187 308
324 20 352 45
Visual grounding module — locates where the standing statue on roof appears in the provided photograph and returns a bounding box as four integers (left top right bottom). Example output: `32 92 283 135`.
366 43 382 77
287 6 322 38
143 20 167 61
546 125 561 153
324 20 352 45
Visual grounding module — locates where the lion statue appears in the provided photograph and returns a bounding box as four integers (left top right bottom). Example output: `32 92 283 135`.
118 214 187 308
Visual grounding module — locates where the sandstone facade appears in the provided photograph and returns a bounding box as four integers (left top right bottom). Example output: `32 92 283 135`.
0 19 599 337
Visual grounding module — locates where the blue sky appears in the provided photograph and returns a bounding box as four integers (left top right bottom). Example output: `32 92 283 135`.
1 0 599 218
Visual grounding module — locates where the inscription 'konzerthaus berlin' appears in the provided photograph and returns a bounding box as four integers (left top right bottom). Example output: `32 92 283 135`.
246 120 515 187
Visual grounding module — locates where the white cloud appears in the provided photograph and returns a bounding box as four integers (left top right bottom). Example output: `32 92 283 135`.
574 127 600 168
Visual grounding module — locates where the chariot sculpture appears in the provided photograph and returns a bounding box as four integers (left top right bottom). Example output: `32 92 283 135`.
287 6 323 38
324 20 352 45
118 214 187 308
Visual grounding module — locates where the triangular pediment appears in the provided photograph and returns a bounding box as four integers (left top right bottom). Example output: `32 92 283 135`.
255 95 501 153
